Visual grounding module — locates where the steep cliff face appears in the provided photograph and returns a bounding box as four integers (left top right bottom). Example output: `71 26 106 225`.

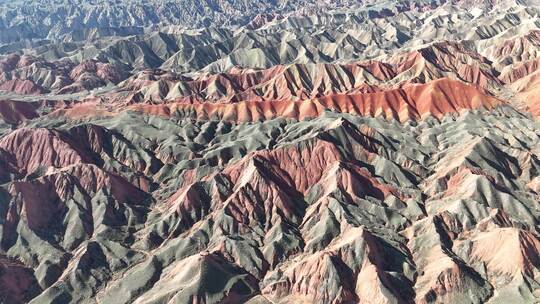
2 1 540 303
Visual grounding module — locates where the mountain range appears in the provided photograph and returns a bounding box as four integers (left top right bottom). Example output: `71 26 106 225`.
2 0 540 303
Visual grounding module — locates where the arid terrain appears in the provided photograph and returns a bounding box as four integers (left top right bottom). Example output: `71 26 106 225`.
2 0 540 303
